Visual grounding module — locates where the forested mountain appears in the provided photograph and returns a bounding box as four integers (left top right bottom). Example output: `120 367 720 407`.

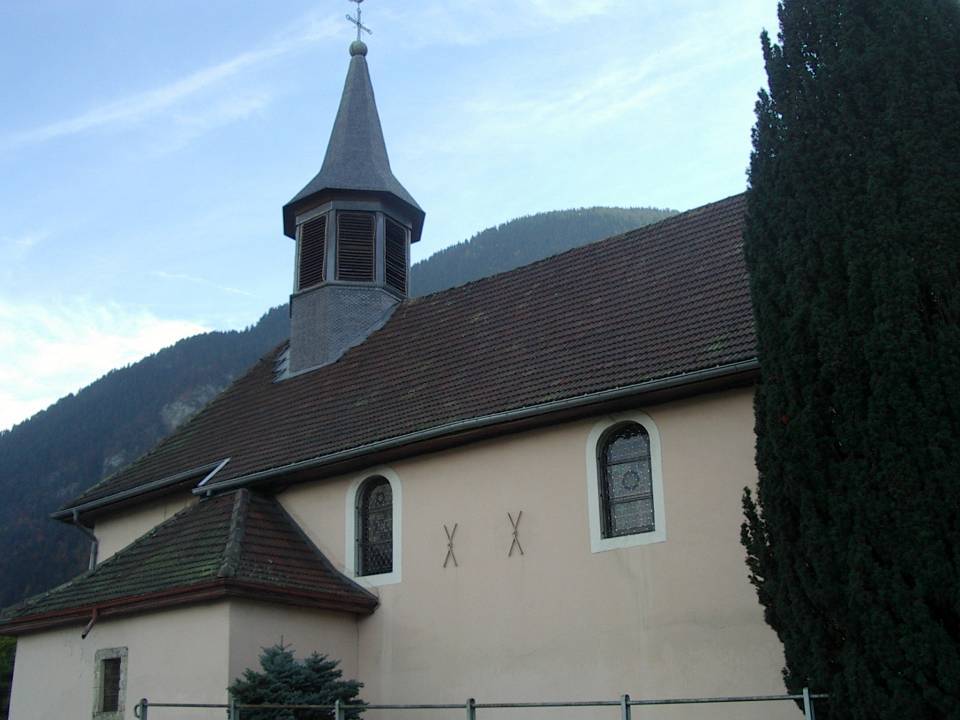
0 306 290 609
0 205 674 611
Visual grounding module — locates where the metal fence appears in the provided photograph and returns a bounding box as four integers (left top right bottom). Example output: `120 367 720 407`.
133 688 826 720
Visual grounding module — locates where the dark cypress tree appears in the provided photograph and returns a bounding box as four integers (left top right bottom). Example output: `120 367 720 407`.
741 1 960 718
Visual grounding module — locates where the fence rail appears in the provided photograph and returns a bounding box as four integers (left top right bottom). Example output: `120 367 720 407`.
134 688 826 720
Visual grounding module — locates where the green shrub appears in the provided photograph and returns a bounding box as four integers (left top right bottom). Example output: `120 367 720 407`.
229 642 363 720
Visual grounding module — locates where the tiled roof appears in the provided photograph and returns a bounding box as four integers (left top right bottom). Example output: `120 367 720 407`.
65 193 754 510
1 490 376 632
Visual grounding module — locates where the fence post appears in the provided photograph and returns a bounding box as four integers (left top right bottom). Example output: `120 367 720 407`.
466 697 477 720
620 694 632 720
136 698 148 720
802 687 816 720
228 693 237 720
335 698 345 720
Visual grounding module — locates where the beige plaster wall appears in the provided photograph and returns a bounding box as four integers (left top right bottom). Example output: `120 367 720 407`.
94 493 196 562
227 600 359 683
281 388 797 719
9 603 230 720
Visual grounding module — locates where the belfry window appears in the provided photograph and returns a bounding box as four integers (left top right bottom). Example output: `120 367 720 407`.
356 476 393 576
297 213 328 290
336 211 376 282
598 423 655 537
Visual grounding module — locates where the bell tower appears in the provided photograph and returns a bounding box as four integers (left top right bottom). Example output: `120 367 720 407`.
282 18 424 374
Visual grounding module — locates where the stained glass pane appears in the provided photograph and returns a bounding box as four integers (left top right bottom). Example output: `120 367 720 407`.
359 477 392 575
610 498 655 536
605 425 650 463
600 423 656 537
369 485 391 510
605 462 652 500
366 509 391 543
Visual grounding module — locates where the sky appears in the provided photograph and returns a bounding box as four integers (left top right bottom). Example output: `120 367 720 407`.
0 0 780 432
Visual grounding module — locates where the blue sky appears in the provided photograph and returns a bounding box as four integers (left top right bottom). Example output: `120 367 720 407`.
0 0 779 431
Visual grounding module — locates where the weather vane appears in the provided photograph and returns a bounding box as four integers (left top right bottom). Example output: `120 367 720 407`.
346 0 372 43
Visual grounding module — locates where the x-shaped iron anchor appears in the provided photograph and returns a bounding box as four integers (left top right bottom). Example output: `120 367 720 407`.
443 523 458 568
508 511 524 556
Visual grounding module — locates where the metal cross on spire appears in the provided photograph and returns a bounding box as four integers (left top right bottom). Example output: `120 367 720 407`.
346 0 372 43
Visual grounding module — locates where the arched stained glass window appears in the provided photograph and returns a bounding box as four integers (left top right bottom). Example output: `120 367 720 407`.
356 476 393 576
599 423 655 537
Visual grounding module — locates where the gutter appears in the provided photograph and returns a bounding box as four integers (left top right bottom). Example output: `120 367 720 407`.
197 358 760 496
0 579 378 636
81 607 98 639
52 459 230 521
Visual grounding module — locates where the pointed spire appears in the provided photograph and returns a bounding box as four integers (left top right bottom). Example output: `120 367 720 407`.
283 44 423 241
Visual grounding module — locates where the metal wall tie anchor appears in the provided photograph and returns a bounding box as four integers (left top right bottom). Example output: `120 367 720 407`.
508 511 524 556
443 523 458 567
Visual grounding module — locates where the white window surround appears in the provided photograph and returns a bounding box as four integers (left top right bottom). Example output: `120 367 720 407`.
585 411 666 553
92 646 127 720
344 466 402 587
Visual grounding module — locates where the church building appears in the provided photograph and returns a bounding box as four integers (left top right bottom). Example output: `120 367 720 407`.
2 29 793 720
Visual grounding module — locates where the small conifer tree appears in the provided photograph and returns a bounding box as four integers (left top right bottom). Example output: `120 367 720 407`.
741 1 960 718
228 642 364 720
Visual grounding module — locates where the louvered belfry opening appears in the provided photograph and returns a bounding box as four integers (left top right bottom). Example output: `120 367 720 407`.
336 211 376 282
297 214 327 290
384 216 407 295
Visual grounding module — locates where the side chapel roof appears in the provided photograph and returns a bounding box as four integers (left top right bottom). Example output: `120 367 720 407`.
0 490 377 634
60 193 756 516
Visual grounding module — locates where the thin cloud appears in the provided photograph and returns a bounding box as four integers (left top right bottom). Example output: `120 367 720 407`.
152 270 258 298
382 0 622 48
1 230 48 250
528 0 618 23
1 10 340 150
0 296 209 431
407 6 763 160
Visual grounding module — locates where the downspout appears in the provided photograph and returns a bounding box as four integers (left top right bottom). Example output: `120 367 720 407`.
72 509 98 571
81 608 99 639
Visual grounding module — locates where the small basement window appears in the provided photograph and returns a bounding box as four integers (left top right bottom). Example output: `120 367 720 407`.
93 647 127 719
101 659 121 711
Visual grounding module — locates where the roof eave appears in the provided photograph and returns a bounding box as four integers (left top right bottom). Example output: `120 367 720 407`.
54 359 758 520
282 189 424 242
198 358 760 497
0 578 378 636
52 458 230 522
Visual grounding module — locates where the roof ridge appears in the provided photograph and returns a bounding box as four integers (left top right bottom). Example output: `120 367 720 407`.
217 489 249 578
